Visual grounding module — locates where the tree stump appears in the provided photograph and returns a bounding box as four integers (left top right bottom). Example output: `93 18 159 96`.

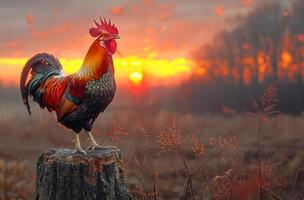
35 148 132 200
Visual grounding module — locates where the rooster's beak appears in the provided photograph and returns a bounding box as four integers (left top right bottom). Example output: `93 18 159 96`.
114 35 121 39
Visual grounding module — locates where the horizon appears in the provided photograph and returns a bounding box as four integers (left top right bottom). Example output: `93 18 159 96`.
0 0 285 86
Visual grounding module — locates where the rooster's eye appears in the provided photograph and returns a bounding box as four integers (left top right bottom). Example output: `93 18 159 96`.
102 32 110 38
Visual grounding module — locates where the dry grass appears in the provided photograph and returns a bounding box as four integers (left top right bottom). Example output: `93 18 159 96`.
0 160 33 200
0 102 304 199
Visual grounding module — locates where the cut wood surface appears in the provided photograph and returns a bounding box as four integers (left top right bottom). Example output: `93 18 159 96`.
35 148 132 200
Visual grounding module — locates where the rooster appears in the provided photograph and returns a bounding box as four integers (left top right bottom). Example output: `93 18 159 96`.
20 17 120 154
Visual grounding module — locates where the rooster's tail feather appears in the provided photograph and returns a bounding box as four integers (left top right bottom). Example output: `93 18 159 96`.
20 53 63 115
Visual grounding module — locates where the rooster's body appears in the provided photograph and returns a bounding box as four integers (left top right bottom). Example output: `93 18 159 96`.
20 18 120 154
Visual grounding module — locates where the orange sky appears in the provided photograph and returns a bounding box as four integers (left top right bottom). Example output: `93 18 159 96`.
0 56 193 86
0 0 273 86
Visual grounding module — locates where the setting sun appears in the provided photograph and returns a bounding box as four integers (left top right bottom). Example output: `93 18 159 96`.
129 71 143 84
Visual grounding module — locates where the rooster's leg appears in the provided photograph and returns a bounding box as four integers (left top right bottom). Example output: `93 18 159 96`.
73 133 86 154
85 131 115 150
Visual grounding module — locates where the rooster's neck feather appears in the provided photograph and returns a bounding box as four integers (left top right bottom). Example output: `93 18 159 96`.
77 38 109 80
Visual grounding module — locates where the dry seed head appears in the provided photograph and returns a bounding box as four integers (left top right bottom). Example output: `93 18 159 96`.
211 168 242 200
260 81 281 116
111 125 128 144
191 134 205 157
261 158 286 190
158 127 181 152
209 135 240 160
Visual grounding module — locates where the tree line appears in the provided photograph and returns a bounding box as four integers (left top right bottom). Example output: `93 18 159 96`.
169 0 304 114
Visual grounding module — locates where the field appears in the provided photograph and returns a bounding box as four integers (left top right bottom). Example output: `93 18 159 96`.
2 0 304 199
0 101 304 200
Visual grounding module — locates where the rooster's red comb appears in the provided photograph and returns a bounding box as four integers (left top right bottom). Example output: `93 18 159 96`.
89 17 118 37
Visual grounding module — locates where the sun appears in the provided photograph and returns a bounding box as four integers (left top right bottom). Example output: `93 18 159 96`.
129 71 143 84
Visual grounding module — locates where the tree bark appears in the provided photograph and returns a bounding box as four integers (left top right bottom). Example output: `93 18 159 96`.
35 148 132 200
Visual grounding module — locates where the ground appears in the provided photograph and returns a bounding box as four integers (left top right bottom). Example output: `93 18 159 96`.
0 102 304 199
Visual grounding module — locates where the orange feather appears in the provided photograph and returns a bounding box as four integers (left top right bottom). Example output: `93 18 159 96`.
40 75 73 111
77 37 109 80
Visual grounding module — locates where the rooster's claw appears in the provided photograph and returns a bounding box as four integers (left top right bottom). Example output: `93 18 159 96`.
73 148 87 155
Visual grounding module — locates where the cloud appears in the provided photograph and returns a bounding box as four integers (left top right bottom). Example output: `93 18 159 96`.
26 13 69 39
110 4 126 16
26 13 34 31
142 0 154 6
11 50 23 57
241 0 254 7
53 23 69 34
3 40 21 49
214 5 225 17
0 0 272 58
159 3 175 20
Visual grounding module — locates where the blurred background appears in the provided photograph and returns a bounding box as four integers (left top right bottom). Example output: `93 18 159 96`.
1 0 304 114
1 0 304 199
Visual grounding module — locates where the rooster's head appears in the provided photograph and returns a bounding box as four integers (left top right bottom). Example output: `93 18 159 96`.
89 17 120 55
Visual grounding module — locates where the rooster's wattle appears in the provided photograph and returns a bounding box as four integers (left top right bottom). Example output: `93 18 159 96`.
20 17 120 154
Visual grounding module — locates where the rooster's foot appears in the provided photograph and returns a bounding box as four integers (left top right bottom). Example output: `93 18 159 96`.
73 147 87 155
85 131 116 150
73 133 86 155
